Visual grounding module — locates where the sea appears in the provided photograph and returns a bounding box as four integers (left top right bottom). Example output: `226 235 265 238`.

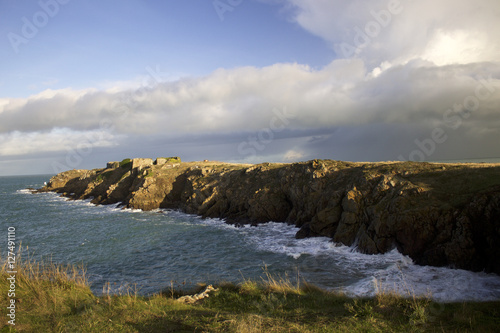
2 174 500 302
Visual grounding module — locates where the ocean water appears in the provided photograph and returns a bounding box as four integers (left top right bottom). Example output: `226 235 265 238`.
1 175 500 302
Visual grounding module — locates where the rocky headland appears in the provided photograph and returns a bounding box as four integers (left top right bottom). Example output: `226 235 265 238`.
35 157 500 274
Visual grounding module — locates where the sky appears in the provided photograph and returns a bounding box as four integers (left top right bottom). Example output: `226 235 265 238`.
1 0 500 175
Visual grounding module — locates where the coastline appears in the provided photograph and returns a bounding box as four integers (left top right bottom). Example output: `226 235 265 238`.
34 158 500 275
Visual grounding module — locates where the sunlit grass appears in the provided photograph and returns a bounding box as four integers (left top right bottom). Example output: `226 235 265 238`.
1 254 499 332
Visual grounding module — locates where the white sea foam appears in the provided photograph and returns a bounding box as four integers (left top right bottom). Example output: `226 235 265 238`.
208 220 500 302
247 223 332 259
119 207 144 213
16 189 33 195
343 261 500 302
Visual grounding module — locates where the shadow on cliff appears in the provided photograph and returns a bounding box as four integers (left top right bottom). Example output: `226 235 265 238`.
58 176 94 198
88 167 135 205
405 164 500 207
402 165 500 274
159 172 188 209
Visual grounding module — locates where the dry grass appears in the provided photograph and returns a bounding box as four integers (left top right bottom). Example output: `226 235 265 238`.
2 256 500 332
259 265 302 295
1 247 88 290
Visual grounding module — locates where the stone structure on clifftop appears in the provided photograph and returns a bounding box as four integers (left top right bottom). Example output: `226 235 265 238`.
155 157 181 165
106 161 120 169
131 158 153 171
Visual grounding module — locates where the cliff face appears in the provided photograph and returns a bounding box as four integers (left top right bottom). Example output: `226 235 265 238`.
36 159 500 274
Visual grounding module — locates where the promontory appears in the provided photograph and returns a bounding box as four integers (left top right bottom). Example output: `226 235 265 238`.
35 158 500 275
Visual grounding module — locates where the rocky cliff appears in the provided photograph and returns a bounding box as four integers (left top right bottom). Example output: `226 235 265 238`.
35 158 500 274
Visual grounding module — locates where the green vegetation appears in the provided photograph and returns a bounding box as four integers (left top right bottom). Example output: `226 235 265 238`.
95 171 114 183
119 158 132 168
354 161 500 208
159 157 181 163
144 169 154 178
407 164 500 207
1 254 499 332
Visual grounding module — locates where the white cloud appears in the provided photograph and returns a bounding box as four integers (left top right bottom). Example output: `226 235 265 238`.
421 29 491 66
1 59 499 160
284 149 305 161
287 0 500 68
0 128 118 156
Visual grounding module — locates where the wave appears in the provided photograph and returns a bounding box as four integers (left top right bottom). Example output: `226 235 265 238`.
344 261 500 302
200 219 500 302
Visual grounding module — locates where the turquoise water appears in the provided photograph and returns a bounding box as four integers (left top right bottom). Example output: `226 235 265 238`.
2 175 500 301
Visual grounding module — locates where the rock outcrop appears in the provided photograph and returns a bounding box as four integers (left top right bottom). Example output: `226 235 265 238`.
35 159 500 274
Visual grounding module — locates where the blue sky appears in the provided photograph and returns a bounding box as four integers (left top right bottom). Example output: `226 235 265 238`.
1 0 500 175
1 0 331 97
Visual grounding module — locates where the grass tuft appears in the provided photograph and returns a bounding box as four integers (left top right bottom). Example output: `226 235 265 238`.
260 265 302 295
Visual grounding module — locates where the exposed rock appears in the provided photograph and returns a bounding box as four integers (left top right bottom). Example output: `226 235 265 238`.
131 158 153 171
35 159 500 274
155 158 167 165
106 161 120 169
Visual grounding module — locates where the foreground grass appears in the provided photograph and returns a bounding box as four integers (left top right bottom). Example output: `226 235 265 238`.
1 256 500 332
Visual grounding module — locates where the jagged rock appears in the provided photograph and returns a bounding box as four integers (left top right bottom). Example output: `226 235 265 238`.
34 159 500 274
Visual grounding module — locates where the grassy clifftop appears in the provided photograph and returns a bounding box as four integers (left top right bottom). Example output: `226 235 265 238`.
2 254 500 332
